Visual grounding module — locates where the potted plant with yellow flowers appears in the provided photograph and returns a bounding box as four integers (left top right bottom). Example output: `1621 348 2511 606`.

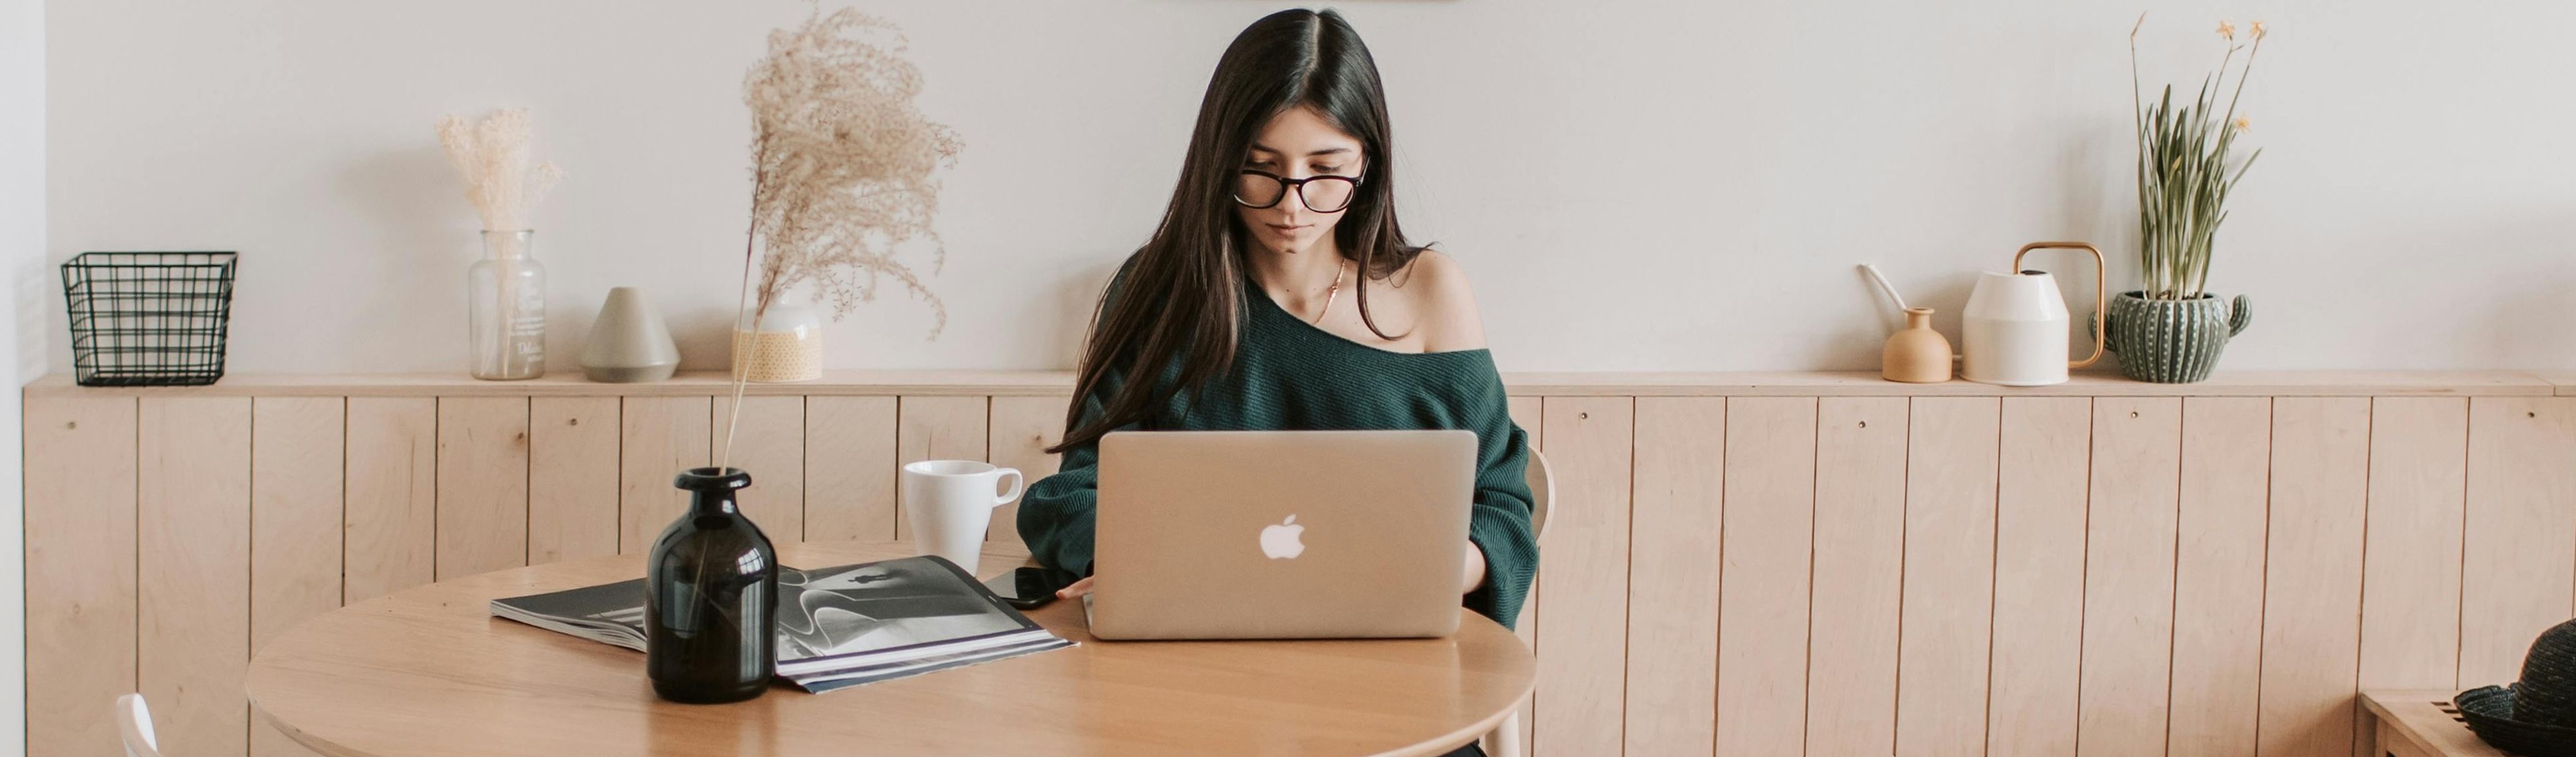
2104 16 2266 383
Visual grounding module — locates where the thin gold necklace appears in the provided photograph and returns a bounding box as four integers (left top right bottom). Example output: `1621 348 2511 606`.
1312 258 1346 325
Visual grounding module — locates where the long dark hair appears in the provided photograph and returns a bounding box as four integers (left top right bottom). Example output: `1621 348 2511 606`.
1050 8 1424 453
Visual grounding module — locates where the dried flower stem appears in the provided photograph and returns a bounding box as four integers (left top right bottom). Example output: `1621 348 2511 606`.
718 5 961 469
437 109 562 380
435 109 564 235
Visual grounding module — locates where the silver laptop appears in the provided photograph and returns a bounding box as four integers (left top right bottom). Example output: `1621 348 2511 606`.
1085 430 1476 640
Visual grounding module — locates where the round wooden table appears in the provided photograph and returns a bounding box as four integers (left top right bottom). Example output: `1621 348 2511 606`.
247 542 1535 757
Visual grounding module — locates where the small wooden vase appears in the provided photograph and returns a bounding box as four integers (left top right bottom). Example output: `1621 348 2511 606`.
1882 307 1953 383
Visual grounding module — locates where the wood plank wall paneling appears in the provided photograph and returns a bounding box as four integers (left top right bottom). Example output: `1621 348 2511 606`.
2078 397 2184 757
2169 397 2274 757
31 376 2576 757
2358 398 2471 699
895 396 989 540
2460 397 2576 687
529 397 621 564
250 398 347 644
1508 396 1545 448
1988 397 2091 757
1713 397 1811 757
988 395 1073 549
806 396 900 542
1806 397 1907 757
343 398 437 603
1625 398 1725 757
619 396 712 554
138 397 253 757
1898 397 2001 757
25 396 137 757
2259 397 2373 757
1534 397 1633 757
435 397 531 579
249 397 345 757
716 396 808 541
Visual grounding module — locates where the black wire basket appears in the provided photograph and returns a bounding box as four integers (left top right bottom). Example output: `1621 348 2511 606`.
61 251 239 387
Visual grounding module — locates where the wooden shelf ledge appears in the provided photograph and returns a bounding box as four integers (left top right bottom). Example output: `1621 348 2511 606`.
21 369 2563 398
2530 371 2576 396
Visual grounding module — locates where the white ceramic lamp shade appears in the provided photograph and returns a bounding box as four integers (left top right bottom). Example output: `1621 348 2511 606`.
579 287 680 383
733 304 822 382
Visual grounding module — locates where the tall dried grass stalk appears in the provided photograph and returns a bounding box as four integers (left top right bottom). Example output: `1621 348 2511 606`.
721 5 961 469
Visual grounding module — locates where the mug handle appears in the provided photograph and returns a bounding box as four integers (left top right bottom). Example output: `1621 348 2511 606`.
991 468 1024 508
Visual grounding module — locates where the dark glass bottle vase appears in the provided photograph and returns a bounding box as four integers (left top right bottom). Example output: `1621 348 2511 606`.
645 467 778 703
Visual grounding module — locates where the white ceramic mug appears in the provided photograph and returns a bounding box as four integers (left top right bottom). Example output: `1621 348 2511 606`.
901 460 1024 575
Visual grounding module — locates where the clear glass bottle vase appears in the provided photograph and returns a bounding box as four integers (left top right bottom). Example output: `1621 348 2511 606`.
468 230 546 380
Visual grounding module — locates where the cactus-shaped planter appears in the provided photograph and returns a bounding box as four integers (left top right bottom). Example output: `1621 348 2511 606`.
2102 291 2252 384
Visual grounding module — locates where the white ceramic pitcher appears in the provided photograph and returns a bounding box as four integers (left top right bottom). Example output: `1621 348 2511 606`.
1961 241 2107 387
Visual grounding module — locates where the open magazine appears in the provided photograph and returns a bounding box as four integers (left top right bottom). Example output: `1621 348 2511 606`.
491 555 1072 693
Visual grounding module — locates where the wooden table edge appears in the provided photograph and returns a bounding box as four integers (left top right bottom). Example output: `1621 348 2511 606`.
248 628 1534 757
250 635 1532 757
251 697 373 757
246 543 1536 757
2363 688 2512 757
2361 691 2441 757
1381 682 1532 757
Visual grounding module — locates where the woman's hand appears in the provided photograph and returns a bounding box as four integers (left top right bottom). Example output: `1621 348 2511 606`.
1055 576 1095 599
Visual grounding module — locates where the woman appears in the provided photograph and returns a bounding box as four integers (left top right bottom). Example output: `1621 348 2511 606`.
1018 5 1534 701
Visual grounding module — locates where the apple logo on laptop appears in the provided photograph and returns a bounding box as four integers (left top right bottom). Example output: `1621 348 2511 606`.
1260 515 1306 559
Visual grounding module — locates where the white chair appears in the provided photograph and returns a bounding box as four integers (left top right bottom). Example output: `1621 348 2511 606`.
1481 449 1552 757
115 693 164 757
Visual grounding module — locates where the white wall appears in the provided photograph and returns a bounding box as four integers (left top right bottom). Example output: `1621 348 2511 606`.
43 0 2576 373
3 0 39 752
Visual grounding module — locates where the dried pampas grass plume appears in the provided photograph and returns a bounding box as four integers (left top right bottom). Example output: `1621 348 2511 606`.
737 5 961 337
435 109 564 234
722 4 961 469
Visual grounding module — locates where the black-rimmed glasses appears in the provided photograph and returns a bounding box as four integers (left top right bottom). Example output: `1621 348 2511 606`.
1234 170 1362 213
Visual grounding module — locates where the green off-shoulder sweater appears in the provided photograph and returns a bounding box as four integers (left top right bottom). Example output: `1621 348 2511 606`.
1016 276 1539 629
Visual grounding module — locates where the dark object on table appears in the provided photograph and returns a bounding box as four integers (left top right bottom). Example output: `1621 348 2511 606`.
60 251 237 387
984 566 1075 609
645 467 777 703
2459 686 2576 756
2458 617 2576 756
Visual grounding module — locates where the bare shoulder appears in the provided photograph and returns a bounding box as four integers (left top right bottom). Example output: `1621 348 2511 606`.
1395 249 1488 352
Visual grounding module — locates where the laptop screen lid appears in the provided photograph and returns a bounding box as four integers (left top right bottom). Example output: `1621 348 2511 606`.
1088 429 1476 640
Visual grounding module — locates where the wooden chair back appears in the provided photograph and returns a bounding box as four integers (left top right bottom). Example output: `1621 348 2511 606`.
1484 448 1554 757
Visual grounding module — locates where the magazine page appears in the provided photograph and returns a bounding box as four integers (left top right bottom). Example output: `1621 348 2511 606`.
490 578 650 642
790 636 1076 693
774 557 1038 664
